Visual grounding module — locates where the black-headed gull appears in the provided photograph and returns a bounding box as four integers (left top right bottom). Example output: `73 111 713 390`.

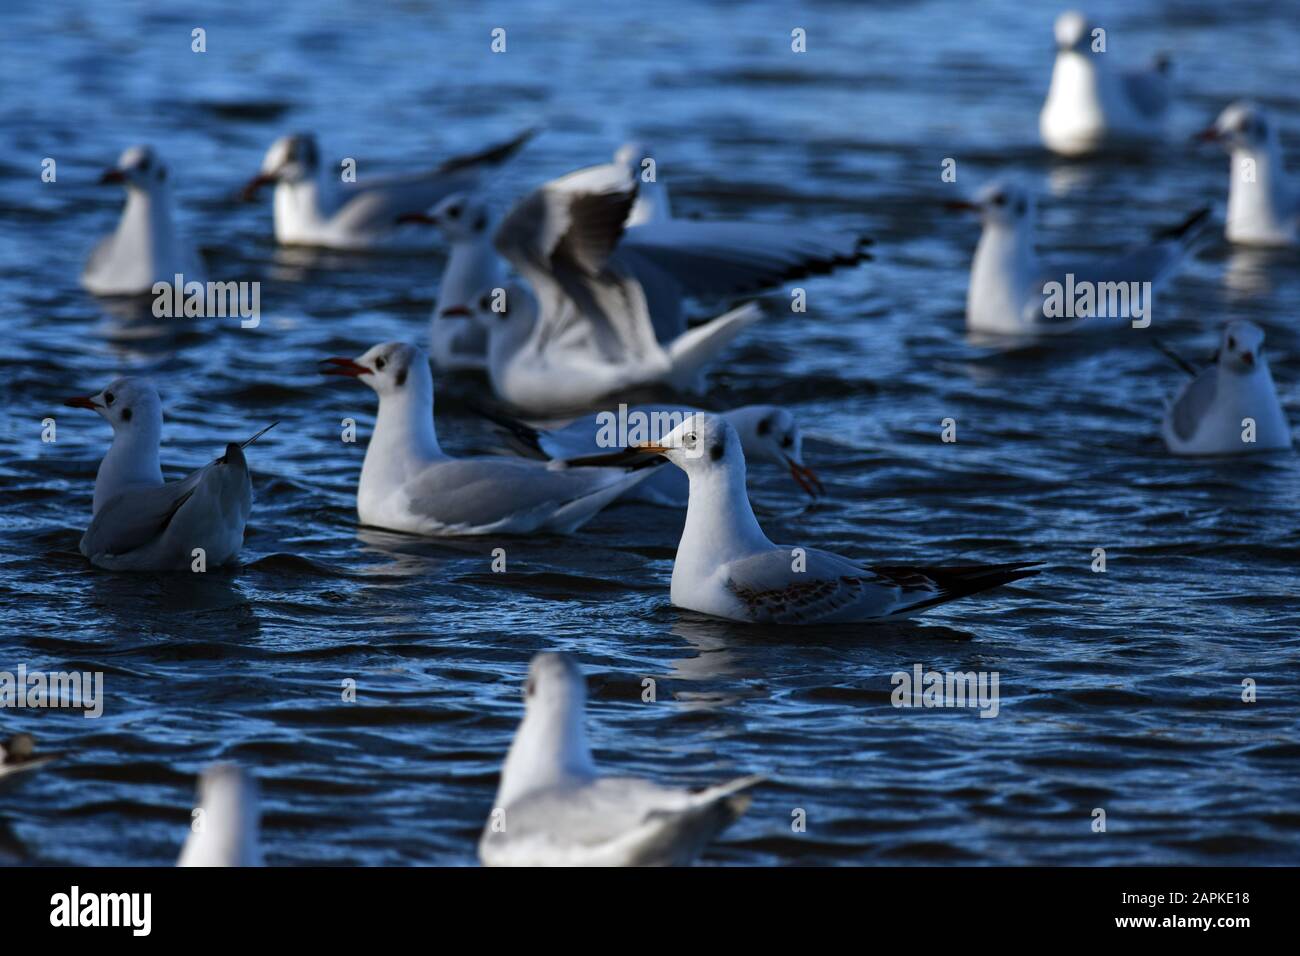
951 180 1208 336
0 734 55 788
1039 10 1172 157
397 192 497 370
63 378 271 571
177 764 262 867
632 413 1038 624
1161 321 1291 456
1197 102 1299 247
81 145 205 297
478 652 759 866
240 129 533 250
477 402 822 504
321 342 656 536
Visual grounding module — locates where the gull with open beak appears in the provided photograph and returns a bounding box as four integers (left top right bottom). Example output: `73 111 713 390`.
632 413 1038 624
1039 10 1173 157
1195 101 1299 246
952 180 1209 337
320 342 658 536
1161 321 1292 456
479 652 759 866
81 145 205 297
474 402 823 505
62 377 273 571
240 129 534 250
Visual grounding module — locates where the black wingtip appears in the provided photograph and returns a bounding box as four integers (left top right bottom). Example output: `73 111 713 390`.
1153 206 1212 242
240 421 279 449
465 400 547 459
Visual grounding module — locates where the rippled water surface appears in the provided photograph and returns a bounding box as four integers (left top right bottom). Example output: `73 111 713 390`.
1 0 1299 866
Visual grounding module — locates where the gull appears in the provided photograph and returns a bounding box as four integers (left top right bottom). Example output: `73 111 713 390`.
396 192 497 371
951 180 1209 336
1160 321 1291 456
177 764 263 867
321 342 657 536
1196 101 1300 246
0 734 55 788
614 141 671 225
479 652 759 866
81 145 205 297
240 128 533 250
1039 10 1172 157
63 378 273 571
476 402 823 505
632 413 1038 624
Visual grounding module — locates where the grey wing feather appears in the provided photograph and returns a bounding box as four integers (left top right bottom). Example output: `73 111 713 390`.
1169 366 1219 442
80 467 210 558
402 459 627 528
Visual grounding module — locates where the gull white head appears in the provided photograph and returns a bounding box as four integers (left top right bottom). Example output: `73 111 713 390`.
428 192 491 242
1054 10 1094 53
495 652 596 808
1218 320 1267 375
99 145 170 193
723 405 822 496
967 180 1035 228
242 133 320 199
469 281 537 345
177 763 262 867
64 376 165 513
638 412 742 477
322 341 434 402
1203 101 1277 152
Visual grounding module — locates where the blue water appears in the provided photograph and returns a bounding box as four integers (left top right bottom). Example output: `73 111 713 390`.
1 0 1298 865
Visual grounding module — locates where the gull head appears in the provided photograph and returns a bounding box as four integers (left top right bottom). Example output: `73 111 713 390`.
63 376 163 436
322 341 432 400
100 145 169 192
1054 10 1093 52
1219 320 1265 375
636 412 742 477
950 180 1035 228
614 141 652 171
726 405 822 497
468 282 535 339
429 192 491 241
242 133 319 200
524 651 587 712
1202 101 1274 151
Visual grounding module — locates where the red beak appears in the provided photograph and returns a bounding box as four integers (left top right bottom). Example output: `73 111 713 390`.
787 457 824 497
1192 126 1220 144
945 199 981 213
320 357 372 378
98 169 126 185
439 305 472 318
395 211 437 225
63 394 102 410
239 173 275 202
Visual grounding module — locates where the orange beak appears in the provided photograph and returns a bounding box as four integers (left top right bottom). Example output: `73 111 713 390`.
239 173 276 202
63 394 102 410
320 357 372 378
786 457 824 497
632 441 672 456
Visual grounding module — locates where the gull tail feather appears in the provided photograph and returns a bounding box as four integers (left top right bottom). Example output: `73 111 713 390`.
240 421 279 449
664 302 764 391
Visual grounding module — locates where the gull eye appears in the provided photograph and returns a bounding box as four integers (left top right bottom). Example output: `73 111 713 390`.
122 408 132 422
756 417 772 436
992 194 1007 207
374 356 387 371
104 392 115 405
781 434 794 449
447 205 461 219
1228 337 1237 351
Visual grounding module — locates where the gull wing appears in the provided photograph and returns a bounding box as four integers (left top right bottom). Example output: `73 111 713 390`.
79 465 211 559
494 163 662 361
1167 366 1220 442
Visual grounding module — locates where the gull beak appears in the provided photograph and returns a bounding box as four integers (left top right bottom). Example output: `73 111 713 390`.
945 199 981 213
395 211 437 225
98 168 126 185
632 441 672 457
239 173 276 202
439 305 473 319
1192 125 1221 144
320 357 372 378
63 394 103 410
786 457 824 497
